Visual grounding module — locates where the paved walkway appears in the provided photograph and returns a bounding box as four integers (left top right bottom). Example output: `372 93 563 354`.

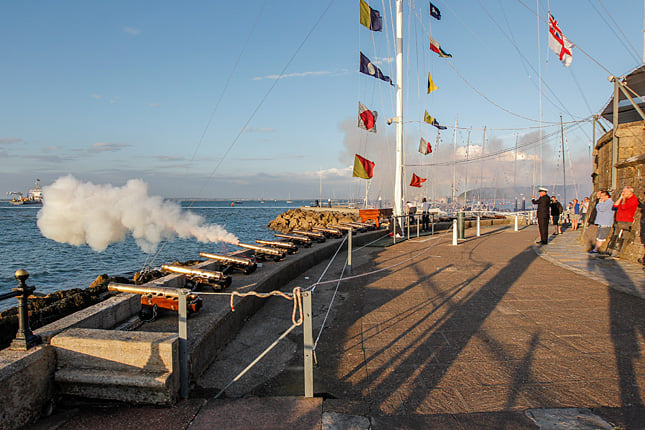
33 224 645 430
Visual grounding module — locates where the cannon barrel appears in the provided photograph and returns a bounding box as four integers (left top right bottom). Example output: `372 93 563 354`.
199 252 257 274
108 283 202 313
312 227 343 237
237 242 286 261
328 224 355 233
161 264 232 287
274 233 313 246
292 230 326 240
255 239 298 253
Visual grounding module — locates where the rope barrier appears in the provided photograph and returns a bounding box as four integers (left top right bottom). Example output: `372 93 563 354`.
229 286 303 326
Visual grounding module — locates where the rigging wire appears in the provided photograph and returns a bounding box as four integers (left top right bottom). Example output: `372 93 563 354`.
146 0 338 269
589 0 641 63
515 0 615 77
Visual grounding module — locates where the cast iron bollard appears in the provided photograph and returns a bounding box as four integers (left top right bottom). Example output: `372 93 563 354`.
10 269 42 351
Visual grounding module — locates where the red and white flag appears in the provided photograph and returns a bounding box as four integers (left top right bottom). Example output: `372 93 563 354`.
548 12 573 67
358 102 377 133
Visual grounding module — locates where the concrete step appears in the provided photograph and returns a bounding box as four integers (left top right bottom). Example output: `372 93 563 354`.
55 368 176 404
52 328 177 373
51 328 179 404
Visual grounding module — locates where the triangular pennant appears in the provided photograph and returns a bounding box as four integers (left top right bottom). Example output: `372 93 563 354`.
427 72 438 94
410 173 427 188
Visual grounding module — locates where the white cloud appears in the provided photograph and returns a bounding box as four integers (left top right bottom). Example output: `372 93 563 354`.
88 142 130 153
0 138 23 145
89 94 101 100
123 26 141 36
252 71 331 81
242 127 275 133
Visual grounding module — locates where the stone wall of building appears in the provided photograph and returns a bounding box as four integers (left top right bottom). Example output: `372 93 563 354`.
593 120 645 262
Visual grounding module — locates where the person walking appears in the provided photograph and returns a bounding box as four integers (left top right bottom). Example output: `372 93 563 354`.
532 187 550 245
589 190 614 254
550 196 563 235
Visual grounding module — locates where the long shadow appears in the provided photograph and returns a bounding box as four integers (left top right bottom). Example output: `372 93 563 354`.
359 239 542 414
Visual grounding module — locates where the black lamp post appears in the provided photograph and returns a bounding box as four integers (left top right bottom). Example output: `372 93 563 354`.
9 269 42 351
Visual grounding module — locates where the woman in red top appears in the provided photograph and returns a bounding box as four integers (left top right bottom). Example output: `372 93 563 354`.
606 186 640 256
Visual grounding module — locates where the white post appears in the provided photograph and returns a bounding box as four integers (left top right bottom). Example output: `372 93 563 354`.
393 0 404 231
416 215 420 238
178 289 189 399
476 215 481 237
303 291 313 398
514 214 518 231
347 227 353 274
452 219 458 246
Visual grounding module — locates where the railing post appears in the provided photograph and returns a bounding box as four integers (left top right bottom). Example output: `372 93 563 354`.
347 227 353 274
416 215 420 238
514 214 519 231
303 291 314 398
452 219 458 246
178 288 189 399
407 214 410 240
476 215 481 237
392 216 396 244
431 214 435 235
9 269 41 351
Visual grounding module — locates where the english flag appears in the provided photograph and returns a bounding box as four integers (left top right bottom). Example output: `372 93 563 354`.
548 12 573 67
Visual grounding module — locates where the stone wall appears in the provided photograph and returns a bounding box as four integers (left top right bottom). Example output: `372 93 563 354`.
593 120 645 261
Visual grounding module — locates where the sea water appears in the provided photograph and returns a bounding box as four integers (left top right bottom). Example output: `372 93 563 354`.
0 200 309 311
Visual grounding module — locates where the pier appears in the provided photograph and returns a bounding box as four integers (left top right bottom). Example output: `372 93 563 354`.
23 222 645 429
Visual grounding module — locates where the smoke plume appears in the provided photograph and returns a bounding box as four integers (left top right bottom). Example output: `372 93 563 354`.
37 175 239 253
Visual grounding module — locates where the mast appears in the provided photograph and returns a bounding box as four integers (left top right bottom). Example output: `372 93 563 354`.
479 126 486 204
452 118 458 204
464 127 471 206
393 0 404 223
560 115 566 204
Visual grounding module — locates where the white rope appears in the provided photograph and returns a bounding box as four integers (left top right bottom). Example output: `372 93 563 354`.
310 234 348 293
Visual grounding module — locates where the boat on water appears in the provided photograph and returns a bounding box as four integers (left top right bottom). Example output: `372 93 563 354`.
7 179 43 205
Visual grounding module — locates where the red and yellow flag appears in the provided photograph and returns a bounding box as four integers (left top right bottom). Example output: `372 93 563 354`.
353 154 375 179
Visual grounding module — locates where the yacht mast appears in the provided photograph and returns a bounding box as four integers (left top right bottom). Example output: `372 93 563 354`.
393 0 404 224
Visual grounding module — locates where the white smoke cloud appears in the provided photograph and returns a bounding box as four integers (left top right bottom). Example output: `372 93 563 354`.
37 175 238 253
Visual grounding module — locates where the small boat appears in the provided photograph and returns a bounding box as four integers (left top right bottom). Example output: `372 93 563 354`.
7 179 43 205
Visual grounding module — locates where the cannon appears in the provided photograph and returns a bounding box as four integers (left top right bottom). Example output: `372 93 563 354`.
274 233 313 247
108 283 203 316
312 227 343 237
237 242 286 261
161 264 232 289
255 239 298 254
292 230 326 243
328 224 356 234
274 233 311 248
199 252 257 274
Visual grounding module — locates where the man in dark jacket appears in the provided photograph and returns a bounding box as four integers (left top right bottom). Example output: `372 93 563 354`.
550 196 563 235
532 187 550 244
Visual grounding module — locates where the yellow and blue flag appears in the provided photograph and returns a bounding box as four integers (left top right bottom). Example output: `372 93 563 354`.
360 0 383 32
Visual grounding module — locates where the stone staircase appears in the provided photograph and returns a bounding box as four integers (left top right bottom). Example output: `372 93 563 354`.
51 328 179 404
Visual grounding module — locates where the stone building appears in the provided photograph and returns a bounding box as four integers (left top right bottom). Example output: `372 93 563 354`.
590 65 645 261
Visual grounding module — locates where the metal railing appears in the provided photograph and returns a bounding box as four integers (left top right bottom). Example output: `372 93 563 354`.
1 269 42 351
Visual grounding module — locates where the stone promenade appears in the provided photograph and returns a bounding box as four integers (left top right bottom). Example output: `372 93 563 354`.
33 224 645 429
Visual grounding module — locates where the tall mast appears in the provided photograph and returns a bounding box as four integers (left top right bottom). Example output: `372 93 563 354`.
393 0 404 222
560 115 566 204
452 118 458 204
464 127 471 206
479 126 486 203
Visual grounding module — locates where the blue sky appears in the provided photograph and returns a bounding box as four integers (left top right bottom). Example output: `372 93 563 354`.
1 0 643 201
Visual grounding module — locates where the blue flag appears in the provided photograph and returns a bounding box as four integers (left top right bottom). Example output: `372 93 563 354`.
430 2 441 20
359 52 393 86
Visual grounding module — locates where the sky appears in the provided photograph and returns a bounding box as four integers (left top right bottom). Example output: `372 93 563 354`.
1 0 643 202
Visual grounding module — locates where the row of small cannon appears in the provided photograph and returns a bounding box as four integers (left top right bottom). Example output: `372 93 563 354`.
108 220 376 317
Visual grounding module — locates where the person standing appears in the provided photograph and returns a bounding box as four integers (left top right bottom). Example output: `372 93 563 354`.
532 187 550 245
580 197 590 226
571 198 580 230
421 197 431 231
550 196 563 235
589 190 614 253
606 186 640 255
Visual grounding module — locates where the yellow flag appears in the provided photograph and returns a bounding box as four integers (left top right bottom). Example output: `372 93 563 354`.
427 72 438 93
424 110 432 124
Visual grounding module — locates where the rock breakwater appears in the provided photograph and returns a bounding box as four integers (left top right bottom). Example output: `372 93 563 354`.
267 208 360 233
